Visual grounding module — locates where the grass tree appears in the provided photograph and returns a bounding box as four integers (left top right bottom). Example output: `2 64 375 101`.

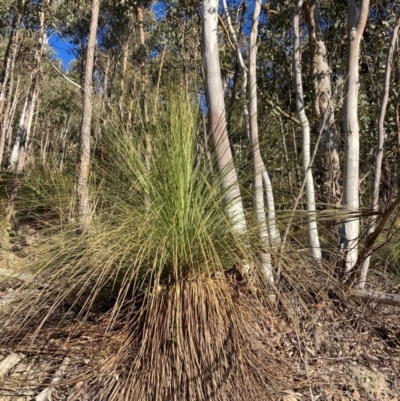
2 94 284 400
293 0 321 260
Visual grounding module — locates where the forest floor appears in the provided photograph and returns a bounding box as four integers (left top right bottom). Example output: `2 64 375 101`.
0 228 400 401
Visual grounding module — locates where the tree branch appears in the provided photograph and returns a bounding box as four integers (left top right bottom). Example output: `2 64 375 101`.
48 62 81 90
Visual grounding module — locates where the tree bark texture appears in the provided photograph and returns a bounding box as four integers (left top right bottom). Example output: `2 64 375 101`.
293 0 322 260
77 0 100 231
303 0 340 205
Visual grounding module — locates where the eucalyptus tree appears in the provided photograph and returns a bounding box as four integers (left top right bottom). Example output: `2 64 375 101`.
248 0 274 279
5 0 48 221
77 0 100 232
341 0 370 273
221 0 280 247
202 0 247 237
0 0 24 167
302 0 340 205
359 14 400 288
293 0 321 260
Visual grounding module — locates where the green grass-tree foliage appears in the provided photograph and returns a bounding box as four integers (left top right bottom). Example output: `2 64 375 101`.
3 90 260 326
1 91 290 400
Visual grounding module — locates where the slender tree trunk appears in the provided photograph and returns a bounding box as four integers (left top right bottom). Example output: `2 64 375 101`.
248 0 274 281
303 0 340 204
0 61 20 167
293 0 322 260
358 15 400 288
222 0 280 245
341 0 370 273
8 1 45 170
77 0 100 232
137 6 149 123
202 0 246 235
118 40 130 119
3 78 20 160
5 88 38 222
0 4 23 121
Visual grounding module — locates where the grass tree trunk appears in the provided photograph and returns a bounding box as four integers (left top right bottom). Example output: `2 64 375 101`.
358 15 400 288
248 0 274 281
293 0 321 260
303 0 340 205
77 0 100 232
342 0 370 273
202 0 246 235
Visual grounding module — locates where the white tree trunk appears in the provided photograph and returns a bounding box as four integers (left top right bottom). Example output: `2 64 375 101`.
342 0 370 273
202 0 246 235
77 0 100 232
358 15 400 288
222 0 280 245
248 0 274 282
293 0 321 260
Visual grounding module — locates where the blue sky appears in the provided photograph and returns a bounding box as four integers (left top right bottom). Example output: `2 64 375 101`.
49 33 75 70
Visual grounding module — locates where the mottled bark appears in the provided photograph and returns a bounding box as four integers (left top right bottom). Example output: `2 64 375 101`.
303 0 340 204
77 0 100 231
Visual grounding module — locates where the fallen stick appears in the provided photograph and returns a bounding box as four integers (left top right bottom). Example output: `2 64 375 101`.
350 289 400 306
34 357 71 401
0 353 22 379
